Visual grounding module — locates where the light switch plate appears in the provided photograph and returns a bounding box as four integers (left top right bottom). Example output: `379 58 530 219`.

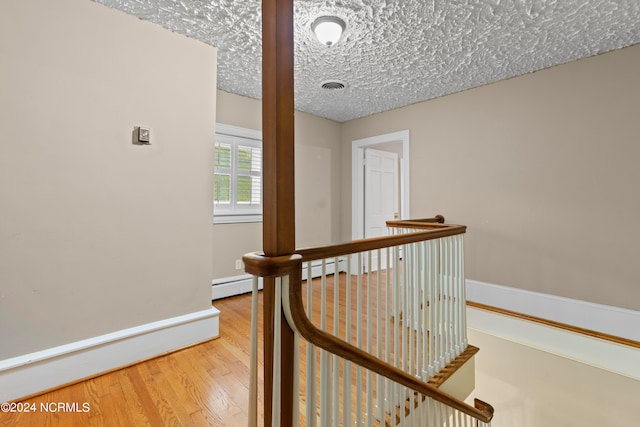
137 127 150 143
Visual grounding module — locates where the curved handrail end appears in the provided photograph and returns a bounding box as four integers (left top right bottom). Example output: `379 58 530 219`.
474 398 495 422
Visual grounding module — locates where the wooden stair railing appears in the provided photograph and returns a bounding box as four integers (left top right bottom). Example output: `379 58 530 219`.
244 224 494 425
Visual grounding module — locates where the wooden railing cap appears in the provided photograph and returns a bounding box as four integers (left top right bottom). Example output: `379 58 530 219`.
242 252 302 278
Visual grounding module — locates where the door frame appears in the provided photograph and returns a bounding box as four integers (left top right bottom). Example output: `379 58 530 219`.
352 130 410 241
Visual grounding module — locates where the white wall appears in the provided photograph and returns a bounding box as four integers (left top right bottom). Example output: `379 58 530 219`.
0 0 217 359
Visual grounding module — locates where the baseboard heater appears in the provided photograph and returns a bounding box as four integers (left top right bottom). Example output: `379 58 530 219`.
212 258 346 300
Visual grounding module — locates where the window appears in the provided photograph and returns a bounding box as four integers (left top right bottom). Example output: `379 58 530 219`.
214 124 262 224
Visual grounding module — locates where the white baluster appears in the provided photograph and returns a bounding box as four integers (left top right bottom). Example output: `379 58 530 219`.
460 235 468 348
306 262 317 427
433 238 442 373
356 253 363 426
427 240 435 378
416 241 422 377
402 243 408 379
444 404 452 427
376 249 384 424
455 235 464 355
440 237 446 367
343 256 352 427
421 240 429 381
333 257 340 427
384 247 392 415
451 236 459 356
409 241 416 380
451 236 458 357
429 398 437 425
293 321 300 426
444 236 452 365
407 242 415 414
392 245 400 415
320 260 330 427
248 277 259 427
366 250 373 427
272 277 282 427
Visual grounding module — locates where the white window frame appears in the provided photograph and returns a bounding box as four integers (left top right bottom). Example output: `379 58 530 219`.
214 123 263 224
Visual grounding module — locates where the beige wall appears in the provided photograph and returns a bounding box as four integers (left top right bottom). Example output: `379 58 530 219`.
341 44 640 311
0 0 216 358
214 91 342 279
213 92 263 279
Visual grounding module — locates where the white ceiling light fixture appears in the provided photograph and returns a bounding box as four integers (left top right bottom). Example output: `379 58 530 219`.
312 16 346 47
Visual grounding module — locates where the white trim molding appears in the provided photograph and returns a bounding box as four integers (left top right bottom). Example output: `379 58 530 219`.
466 279 640 380
466 279 640 342
212 274 264 300
467 307 640 381
0 307 220 402
216 123 261 140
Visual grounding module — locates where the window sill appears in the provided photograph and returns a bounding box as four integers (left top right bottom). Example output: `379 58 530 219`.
213 214 263 224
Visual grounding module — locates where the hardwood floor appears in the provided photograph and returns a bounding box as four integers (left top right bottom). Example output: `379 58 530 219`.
0 293 265 427
0 272 463 427
3 279 636 427
0 272 394 427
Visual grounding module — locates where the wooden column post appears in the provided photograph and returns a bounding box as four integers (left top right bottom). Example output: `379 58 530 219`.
262 0 295 425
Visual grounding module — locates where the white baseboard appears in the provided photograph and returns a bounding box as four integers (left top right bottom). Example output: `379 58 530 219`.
301 258 346 280
212 274 263 300
0 307 220 402
467 306 640 380
466 279 640 342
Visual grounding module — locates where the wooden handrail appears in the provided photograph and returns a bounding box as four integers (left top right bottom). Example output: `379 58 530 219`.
280 260 494 424
244 224 494 424
295 224 466 263
474 398 495 419
386 215 450 229
387 214 446 227
245 225 466 272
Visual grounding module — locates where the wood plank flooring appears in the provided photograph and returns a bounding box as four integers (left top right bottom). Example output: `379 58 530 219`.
0 293 265 427
4 276 632 427
0 272 465 427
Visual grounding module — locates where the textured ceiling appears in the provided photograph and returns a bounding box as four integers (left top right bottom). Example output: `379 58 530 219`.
94 0 640 122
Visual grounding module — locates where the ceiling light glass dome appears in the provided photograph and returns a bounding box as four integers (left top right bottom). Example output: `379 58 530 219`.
311 16 346 46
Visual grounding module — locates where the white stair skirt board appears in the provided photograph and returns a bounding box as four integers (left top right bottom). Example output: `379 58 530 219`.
212 259 346 300
0 307 220 402
466 279 640 342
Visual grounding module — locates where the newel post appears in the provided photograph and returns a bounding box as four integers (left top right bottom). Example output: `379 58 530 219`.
261 0 296 425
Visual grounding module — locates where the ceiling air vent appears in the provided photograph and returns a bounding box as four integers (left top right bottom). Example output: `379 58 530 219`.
321 81 345 90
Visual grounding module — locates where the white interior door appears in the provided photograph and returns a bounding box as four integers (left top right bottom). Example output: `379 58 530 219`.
352 130 409 274
363 148 399 272
364 148 399 239
351 130 410 243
